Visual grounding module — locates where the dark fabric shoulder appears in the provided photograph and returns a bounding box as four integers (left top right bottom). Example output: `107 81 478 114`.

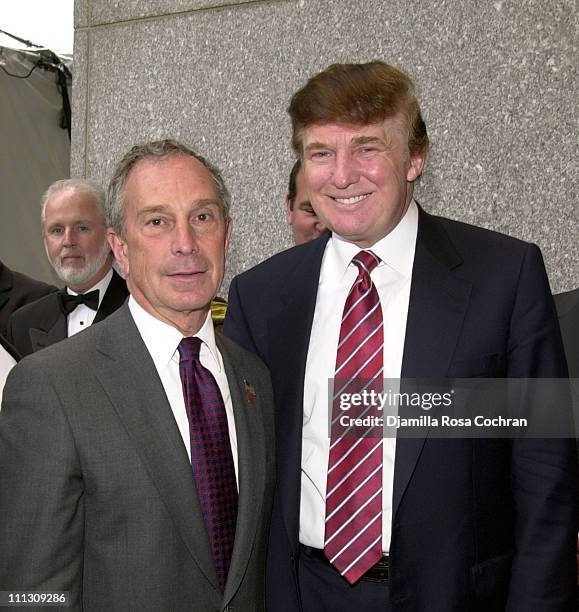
554 288 579 319
7 291 61 325
233 233 329 284
421 209 530 253
9 268 58 298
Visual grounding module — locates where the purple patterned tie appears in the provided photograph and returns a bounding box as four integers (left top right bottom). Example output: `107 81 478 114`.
178 337 238 592
324 250 384 584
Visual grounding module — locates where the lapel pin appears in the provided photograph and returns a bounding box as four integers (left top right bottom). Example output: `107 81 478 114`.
244 379 256 405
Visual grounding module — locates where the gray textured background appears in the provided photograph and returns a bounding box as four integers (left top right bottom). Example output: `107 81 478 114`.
72 0 578 295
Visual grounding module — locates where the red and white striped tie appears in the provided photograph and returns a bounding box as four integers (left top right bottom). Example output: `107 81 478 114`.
324 250 384 584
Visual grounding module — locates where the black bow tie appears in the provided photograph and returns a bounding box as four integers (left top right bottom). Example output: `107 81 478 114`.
57 289 99 315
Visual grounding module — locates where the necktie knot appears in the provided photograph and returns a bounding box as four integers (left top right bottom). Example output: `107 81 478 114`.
352 251 380 291
57 289 99 315
352 250 380 275
178 336 202 363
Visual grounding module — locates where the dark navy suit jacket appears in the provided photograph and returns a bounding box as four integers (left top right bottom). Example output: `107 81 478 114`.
224 207 577 611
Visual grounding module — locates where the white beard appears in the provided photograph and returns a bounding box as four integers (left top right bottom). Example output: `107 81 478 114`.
51 240 111 288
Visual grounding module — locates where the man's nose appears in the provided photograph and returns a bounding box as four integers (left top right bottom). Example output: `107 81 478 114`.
173 221 199 255
62 228 76 246
332 151 359 189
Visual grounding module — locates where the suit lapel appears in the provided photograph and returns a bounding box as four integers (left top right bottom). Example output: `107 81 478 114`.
392 209 472 517
267 236 329 551
94 270 128 324
93 306 219 591
217 336 267 602
28 294 67 352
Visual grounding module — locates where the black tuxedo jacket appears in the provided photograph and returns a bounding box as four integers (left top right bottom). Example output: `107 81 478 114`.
224 207 577 611
0 261 57 337
6 269 128 356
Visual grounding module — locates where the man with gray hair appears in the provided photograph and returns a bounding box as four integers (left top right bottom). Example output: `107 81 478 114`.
0 139 275 611
6 178 128 356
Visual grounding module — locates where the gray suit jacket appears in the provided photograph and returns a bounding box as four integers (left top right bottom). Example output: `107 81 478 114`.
0 305 275 611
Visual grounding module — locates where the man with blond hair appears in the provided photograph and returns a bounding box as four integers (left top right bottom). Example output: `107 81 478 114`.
225 62 576 611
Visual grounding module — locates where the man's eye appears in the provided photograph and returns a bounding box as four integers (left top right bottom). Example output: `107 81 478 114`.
50 228 63 235
145 218 166 228
311 151 331 159
77 225 90 232
196 212 216 223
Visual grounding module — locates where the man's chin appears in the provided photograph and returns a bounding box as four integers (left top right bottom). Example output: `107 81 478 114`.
54 265 93 287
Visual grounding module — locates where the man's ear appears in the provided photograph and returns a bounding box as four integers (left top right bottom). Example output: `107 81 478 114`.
224 217 233 255
108 229 129 277
407 150 427 183
285 195 293 224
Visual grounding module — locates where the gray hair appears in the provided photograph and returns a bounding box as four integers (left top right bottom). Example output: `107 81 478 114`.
106 139 231 237
40 178 105 225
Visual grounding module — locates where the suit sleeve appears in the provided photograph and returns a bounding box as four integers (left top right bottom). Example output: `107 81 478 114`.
224 276 259 355
0 360 84 611
505 243 577 611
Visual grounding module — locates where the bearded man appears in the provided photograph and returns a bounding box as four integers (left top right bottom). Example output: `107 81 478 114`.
7 179 128 355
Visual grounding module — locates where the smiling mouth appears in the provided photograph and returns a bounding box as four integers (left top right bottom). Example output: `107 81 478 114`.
331 193 371 205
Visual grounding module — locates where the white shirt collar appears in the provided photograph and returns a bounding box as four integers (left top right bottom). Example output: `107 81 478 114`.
128 295 222 372
324 199 418 281
67 267 113 309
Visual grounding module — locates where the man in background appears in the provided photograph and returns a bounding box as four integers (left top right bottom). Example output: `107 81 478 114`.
212 160 328 332
7 179 127 355
285 159 328 245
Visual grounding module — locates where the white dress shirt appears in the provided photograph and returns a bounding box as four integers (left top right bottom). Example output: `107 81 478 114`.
66 268 113 336
128 296 239 484
0 344 17 408
299 200 418 553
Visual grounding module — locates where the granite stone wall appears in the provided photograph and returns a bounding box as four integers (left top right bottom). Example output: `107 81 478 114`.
72 0 578 294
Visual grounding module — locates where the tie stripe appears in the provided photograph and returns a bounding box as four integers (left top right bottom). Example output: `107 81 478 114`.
325 488 383 546
335 321 384 375
326 440 383 497
337 299 381 349
325 463 382 523
324 250 384 585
